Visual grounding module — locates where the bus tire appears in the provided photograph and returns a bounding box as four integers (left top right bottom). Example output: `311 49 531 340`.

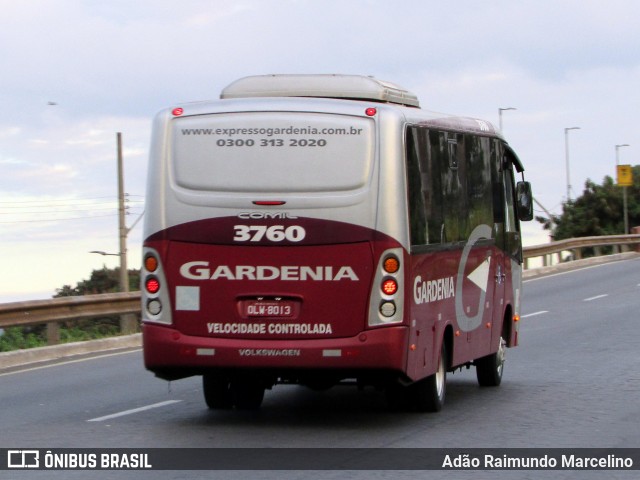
476 336 506 387
414 342 447 412
203 374 234 409
233 380 265 410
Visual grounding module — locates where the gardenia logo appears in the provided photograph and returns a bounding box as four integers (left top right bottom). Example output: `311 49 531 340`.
180 261 359 281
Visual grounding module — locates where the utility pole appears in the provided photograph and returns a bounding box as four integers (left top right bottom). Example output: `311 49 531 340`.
117 133 128 294
117 132 137 333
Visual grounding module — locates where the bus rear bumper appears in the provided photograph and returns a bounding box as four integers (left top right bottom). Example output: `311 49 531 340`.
142 323 409 380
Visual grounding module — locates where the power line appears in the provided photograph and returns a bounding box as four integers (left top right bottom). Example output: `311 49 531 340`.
0 195 143 219
0 196 114 205
0 202 142 213
1 205 121 215
0 194 144 206
0 198 143 207
0 206 144 224
0 213 123 224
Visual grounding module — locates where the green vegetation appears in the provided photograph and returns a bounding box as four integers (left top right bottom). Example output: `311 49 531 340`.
537 165 640 243
53 266 140 298
0 327 47 351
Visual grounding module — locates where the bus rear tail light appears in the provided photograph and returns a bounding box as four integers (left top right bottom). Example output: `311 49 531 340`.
147 299 162 315
380 301 396 317
383 256 400 274
145 277 160 294
368 248 404 326
142 247 172 325
144 254 159 273
382 278 398 295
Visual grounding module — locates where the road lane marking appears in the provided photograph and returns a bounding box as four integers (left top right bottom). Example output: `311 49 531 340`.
521 311 549 318
87 400 182 422
583 294 609 302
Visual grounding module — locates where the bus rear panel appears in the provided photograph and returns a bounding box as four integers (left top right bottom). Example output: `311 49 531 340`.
141 74 532 411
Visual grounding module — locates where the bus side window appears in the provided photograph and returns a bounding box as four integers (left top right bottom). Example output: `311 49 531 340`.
492 140 505 226
406 126 450 247
406 127 428 246
503 161 522 262
504 168 516 234
465 134 493 236
427 130 446 244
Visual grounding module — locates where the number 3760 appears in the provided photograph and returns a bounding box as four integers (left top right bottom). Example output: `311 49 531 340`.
233 225 306 242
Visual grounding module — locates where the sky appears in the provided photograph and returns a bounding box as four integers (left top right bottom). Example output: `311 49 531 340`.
1 0 639 302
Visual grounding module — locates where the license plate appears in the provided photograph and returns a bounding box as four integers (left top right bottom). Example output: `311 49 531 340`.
240 299 296 318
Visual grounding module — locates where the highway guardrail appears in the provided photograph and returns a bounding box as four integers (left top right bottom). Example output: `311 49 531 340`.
523 233 640 268
0 292 141 346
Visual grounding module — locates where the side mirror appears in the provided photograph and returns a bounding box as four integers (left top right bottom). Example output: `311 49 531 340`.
516 181 534 221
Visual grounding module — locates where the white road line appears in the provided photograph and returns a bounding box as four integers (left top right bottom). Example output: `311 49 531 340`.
521 311 549 318
583 294 609 302
87 400 182 422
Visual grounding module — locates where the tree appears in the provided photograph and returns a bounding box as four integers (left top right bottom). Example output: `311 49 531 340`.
54 266 140 297
537 165 640 242
54 266 141 336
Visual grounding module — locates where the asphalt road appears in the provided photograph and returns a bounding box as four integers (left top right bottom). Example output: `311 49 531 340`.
1 256 639 479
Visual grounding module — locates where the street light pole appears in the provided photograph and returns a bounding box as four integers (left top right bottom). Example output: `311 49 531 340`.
564 127 580 202
616 144 630 234
498 107 516 132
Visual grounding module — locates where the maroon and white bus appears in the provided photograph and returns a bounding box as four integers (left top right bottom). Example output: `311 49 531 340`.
141 74 533 411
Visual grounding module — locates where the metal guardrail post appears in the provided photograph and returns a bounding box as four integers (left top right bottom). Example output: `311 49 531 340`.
47 322 60 345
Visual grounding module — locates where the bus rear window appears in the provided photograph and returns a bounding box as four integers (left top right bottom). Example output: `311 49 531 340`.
172 112 374 193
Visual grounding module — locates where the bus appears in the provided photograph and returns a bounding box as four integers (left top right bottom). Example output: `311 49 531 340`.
141 74 533 411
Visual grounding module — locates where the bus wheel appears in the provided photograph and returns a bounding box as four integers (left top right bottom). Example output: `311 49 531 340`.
232 380 265 410
476 336 506 387
203 375 234 410
414 342 447 412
